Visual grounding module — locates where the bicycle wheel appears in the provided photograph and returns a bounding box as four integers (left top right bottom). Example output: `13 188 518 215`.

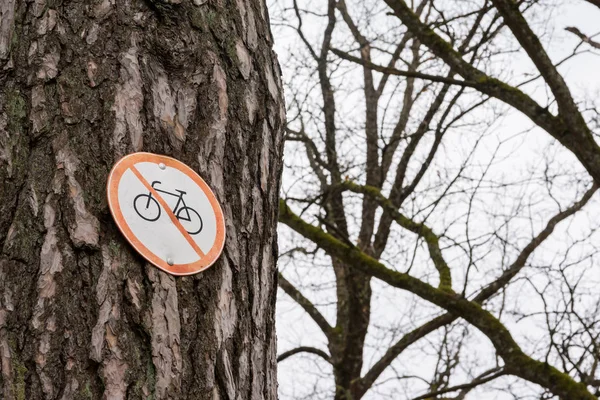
177 207 203 235
134 194 161 222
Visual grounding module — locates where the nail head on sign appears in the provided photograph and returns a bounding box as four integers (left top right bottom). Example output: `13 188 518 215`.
167 257 174 266
159 163 166 170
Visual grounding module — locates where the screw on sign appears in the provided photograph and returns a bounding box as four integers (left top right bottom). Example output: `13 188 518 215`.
107 153 226 275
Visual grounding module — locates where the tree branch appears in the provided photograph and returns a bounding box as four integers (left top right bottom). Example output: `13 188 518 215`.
336 0 382 247
291 0 319 61
490 0 588 129
373 80 453 258
331 48 478 88
278 272 334 338
383 0 558 126
285 126 329 187
566 26 600 49
411 368 506 400
277 346 331 363
379 40 420 183
584 0 600 8
339 181 452 291
355 313 456 396
383 0 600 185
319 0 349 239
475 182 599 302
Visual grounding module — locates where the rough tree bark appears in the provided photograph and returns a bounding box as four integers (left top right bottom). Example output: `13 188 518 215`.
0 0 285 399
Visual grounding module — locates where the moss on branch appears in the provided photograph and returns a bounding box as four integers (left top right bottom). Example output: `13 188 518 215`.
335 181 452 291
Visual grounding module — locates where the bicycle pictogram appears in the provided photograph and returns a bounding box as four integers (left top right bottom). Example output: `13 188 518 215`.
133 181 203 235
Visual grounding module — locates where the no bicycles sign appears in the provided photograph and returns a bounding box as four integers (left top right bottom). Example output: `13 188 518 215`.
107 152 226 275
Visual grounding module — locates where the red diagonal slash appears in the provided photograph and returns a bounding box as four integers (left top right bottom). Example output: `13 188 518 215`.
130 166 205 259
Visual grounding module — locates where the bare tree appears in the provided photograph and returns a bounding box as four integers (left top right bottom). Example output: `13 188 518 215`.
274 0 600 399
0 0 284 399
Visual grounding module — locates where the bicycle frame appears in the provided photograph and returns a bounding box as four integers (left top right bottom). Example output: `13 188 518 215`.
148 181 192 221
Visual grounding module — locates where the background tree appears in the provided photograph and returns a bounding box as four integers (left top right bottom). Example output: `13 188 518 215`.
274 0 600 399
0 0 284 399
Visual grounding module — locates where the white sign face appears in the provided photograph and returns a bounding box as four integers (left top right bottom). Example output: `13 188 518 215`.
107 152 226 275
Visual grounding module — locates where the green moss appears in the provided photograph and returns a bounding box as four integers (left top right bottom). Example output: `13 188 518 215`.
333 182 453 290
4 217 39 263
8 338 27 400
146 358 156 400
421 25 457 55
5 89 27 128
10 30 18 52
108 240 120 257
189 9 205 31
335 385 353 400
475 75 520 93
80 382 93 399
225 37 238 64
205 9 217 26
205 9 228 43
14 362 26 400
332 325 344 339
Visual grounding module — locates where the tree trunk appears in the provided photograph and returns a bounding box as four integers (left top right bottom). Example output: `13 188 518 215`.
330 265 371 400
0 0 285 399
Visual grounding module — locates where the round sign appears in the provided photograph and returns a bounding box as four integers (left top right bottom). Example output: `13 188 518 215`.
107 152 226 275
